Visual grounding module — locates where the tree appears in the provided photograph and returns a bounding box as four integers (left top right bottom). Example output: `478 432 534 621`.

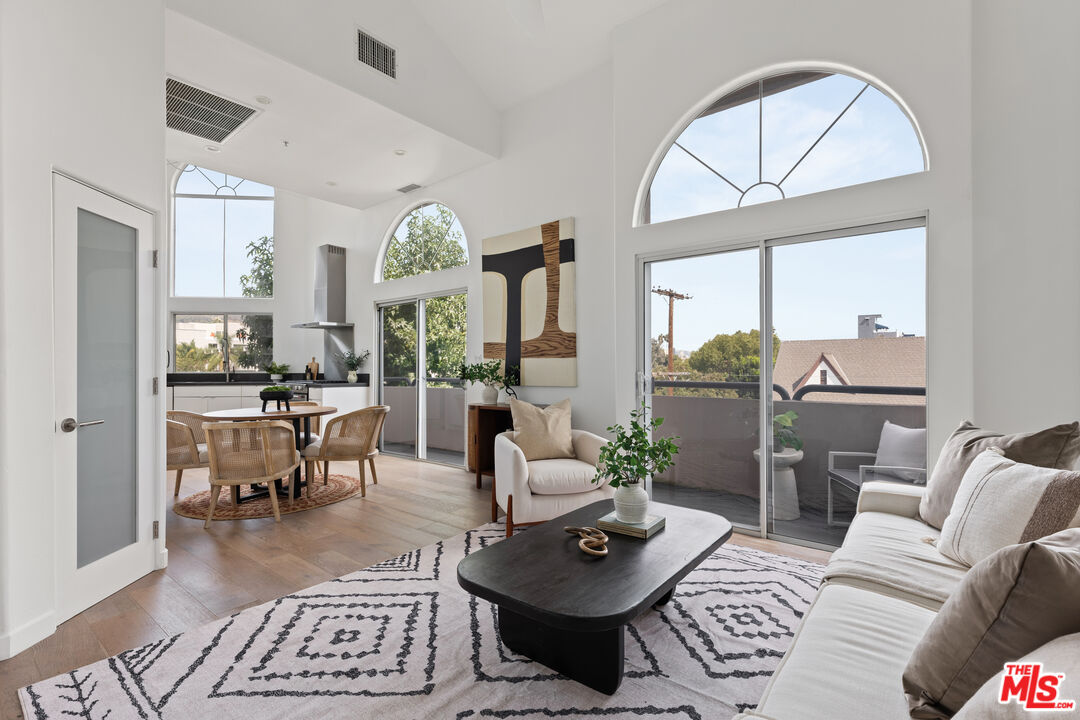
688 329 779 379
381 205 469 385
174 339 223 372
232 235 274 370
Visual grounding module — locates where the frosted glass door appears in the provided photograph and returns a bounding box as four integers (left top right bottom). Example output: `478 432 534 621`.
77 209 138 566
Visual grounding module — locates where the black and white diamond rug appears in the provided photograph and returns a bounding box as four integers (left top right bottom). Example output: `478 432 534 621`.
21 522 823 719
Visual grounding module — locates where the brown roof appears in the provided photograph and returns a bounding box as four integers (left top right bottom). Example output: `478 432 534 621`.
772 336 926 405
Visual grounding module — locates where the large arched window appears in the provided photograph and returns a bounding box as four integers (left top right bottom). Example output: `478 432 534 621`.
380 202 468 281
173 164 274 297
643 71 925 224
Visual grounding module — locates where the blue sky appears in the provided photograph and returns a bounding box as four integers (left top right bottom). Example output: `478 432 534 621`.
648 74 926 351
174 166 275 297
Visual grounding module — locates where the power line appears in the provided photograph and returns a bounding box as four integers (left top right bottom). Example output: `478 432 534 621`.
652 287 693 396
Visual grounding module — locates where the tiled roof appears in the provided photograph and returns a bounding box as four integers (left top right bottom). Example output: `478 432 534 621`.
772 336 926 405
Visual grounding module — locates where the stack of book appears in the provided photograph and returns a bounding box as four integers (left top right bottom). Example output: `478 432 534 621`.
597 511 666 539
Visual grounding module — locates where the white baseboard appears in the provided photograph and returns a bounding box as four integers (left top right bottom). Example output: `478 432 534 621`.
0 609 56 660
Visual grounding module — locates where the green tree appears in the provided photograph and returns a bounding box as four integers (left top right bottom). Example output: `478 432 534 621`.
383 204 467 280
174 339 223 372
232 235 274 370
688 329 779 379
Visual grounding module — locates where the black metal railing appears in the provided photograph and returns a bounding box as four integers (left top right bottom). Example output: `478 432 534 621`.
382 376 465 387
652 379 791 400
651 379 926 401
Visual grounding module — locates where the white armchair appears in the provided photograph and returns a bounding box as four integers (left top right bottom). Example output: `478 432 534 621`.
493 429 615 537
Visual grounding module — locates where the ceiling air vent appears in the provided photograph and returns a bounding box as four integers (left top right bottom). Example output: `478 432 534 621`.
166 77 257 143
396 183 422 194
358 29 396 78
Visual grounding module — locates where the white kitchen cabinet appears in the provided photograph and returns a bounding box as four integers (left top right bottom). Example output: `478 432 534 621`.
206 395 244 412
172 396 207 414
320 385 372 426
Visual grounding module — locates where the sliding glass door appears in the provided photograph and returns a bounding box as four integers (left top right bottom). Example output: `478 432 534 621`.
641 221 926 547
378 292 467 465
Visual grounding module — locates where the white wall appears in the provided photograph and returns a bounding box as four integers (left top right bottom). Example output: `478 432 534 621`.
611 0 975 464
345 66 618 434
971 0 1080 432
0 0 166 658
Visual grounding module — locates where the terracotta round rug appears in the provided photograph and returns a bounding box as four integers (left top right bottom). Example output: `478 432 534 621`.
173 473 363 521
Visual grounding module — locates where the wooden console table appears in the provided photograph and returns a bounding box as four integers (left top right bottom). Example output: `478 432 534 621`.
467 403 514 489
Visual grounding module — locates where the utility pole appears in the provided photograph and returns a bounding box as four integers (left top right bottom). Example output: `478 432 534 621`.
652 287 692 396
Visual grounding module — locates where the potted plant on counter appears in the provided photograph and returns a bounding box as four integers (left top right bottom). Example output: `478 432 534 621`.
593 402 680 524
264 362 290 382
338 349 371 383
458 359 516 404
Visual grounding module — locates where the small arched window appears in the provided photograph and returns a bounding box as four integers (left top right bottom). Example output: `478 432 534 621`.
643 71 925 224
381 202 468 281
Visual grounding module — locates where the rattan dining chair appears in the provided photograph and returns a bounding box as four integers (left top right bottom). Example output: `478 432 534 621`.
203 420 300 528
302 406 390 498
166 410 211 496
290 401 322 444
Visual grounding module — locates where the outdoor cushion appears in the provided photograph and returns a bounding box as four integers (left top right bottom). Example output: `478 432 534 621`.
874 420 927 483
919 420 1080 530
527 458 597 495
903 529 1080 719
824 511 968 607
510 398 575 461
756 584 936 720
938 448 1080 566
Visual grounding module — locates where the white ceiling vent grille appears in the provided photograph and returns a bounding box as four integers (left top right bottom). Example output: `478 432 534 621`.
396 183 422 194
358 29 396 78
166 77 257 143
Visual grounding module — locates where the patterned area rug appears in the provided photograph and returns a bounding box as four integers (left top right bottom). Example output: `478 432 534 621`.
21 523 824 719
172 473 362 521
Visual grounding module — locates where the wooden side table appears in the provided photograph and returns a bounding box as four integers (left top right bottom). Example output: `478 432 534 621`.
468 403 514 491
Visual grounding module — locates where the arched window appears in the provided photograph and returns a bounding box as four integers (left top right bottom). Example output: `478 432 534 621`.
643 71 925 224
173 164 274 297
381 202 468 281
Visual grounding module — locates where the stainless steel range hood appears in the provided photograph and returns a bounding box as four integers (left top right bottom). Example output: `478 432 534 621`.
292 244 354 329
292 244 354 381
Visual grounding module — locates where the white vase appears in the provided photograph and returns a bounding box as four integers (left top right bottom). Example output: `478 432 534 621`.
481 384 498 404
270 373 282 381
347 370 358 384
613 483 650 524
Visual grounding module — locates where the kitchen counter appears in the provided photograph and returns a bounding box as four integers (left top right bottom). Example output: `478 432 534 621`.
167 373 370 386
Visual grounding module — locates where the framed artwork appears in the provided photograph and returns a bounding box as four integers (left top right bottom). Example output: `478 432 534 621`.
481 218 577 387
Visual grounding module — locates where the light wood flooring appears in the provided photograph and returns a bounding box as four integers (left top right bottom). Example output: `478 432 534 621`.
0 456 830 719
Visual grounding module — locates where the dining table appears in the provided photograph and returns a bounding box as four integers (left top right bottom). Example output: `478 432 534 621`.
203 405 337 504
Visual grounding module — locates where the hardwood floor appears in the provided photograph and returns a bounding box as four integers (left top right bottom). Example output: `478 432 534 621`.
0 456 831 719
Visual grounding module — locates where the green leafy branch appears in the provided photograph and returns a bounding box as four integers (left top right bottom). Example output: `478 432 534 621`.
594 402 680 489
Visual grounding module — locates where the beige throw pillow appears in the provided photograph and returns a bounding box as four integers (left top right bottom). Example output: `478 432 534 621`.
903 529 1080 719
919 420 1080 530
509 398 574 461
937 448 1080 566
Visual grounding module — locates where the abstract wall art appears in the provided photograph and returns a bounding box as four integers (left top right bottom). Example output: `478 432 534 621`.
482 218 577 386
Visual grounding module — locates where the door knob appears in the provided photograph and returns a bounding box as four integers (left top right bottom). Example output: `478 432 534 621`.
60 418 105 432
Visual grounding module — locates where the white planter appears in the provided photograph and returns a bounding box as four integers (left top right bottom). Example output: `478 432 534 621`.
269 373 283 382
346 370 358 384
752 447 804 521
481 384 498 404
613 483 650 524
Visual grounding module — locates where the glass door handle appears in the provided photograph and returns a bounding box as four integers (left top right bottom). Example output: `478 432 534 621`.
60 417 105 433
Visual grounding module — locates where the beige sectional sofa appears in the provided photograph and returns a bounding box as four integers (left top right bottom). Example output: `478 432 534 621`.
733 481 986 720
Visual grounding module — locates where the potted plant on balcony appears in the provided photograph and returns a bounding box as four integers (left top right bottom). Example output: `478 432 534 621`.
264 361 290 382
337 349 370 383
593 402 680 524
458 359 505 404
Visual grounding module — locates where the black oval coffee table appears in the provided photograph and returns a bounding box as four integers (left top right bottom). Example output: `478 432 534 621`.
457 499 733 694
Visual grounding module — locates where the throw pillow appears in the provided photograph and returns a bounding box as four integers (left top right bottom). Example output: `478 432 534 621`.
902 528 1080 719
919 420 1080 529
937 448 1080 566
510 398 574 461
954 632 1080 719
874 420 927 483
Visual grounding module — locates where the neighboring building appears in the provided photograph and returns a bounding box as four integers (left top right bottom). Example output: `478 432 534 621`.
773 335 926 405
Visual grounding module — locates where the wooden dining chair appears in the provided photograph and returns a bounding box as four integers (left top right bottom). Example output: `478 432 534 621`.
166 410 211 496
302 406 390 498
203 420 300 528
290 401 322 444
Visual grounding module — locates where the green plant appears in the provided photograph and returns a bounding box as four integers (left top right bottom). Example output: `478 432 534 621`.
338 349 371 371
458 359 503 386
264 361 290 375
594 402 680 489
261 385 291 393
772 410 803 451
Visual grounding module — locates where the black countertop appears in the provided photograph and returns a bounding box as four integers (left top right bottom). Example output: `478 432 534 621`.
167 372 370 387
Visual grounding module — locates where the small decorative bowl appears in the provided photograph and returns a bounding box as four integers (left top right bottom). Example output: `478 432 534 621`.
259 387 294 412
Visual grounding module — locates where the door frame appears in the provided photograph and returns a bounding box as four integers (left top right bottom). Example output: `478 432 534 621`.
51 171 165 624
635 213 927 548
